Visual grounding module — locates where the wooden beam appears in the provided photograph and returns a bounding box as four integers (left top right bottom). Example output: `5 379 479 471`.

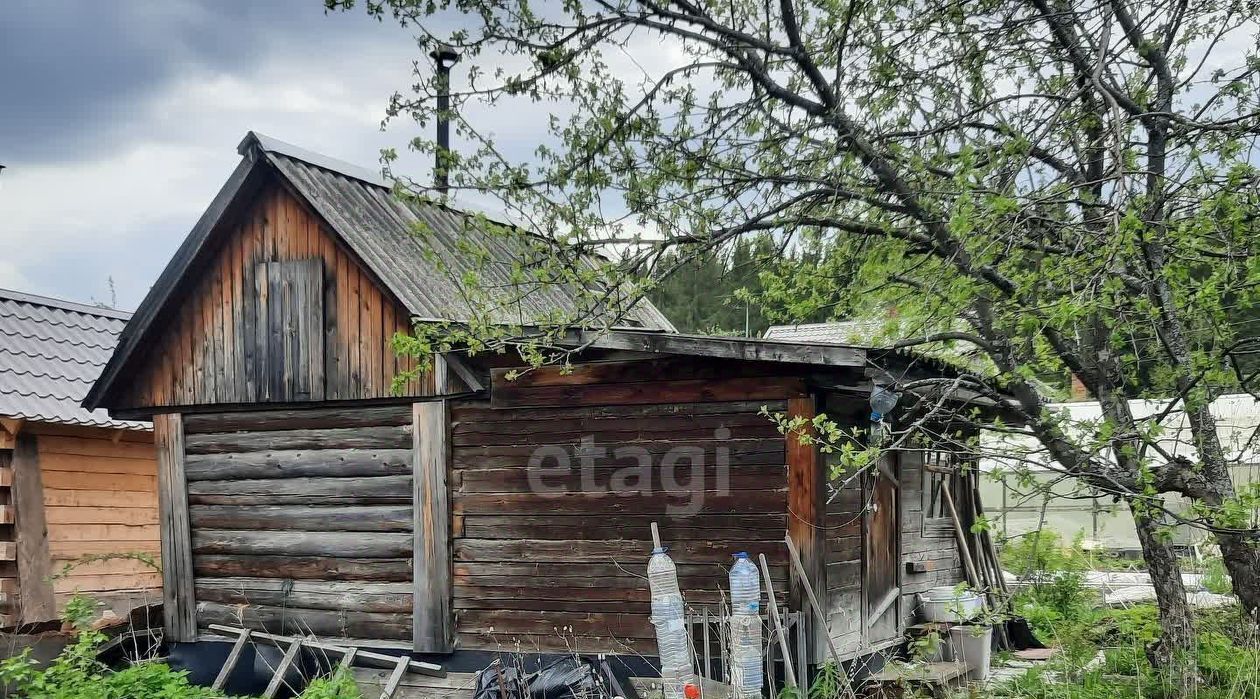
155 413 196 642
564 329 866 367
13 433 55 623
785 396 826 664
413 401 453 652
441 352 484 393
492 375 806 409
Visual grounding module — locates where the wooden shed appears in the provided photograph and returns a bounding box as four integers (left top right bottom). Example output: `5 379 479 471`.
0 289 160 626
84 133 991 672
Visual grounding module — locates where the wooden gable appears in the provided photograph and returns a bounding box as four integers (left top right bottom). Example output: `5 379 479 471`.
116 179 433 411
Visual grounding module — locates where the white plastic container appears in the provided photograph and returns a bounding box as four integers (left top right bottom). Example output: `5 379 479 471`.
948 625 993 680
728 553 763 698
648 546 697 699
917 586 983 623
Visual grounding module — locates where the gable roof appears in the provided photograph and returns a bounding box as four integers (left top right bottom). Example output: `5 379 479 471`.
0 289 146 429
84 132 674 410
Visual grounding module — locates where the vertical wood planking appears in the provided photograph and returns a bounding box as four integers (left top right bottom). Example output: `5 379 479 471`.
413 364 452 651
785 395 826 663
117 180 432 409
155 414 196 641
13 433 55 622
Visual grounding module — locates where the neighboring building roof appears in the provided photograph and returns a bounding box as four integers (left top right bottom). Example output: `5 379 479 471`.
0 289 146 430
982 393 1260 472
84 131 674 410
764 320 883 344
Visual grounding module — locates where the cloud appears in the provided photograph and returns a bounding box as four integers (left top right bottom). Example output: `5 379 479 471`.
0 0 429 309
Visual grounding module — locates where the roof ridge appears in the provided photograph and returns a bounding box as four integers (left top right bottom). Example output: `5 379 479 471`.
0 288 133 321
240 131 391 189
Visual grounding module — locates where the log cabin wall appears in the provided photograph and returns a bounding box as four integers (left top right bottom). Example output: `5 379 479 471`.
115 179 432 411
175 405 416 646
449 382 795 654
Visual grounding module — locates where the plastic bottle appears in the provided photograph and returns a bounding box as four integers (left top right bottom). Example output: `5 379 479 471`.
648 546 697 699
728 552 763 698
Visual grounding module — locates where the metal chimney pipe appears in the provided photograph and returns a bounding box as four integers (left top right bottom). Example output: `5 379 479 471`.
430 45 460 195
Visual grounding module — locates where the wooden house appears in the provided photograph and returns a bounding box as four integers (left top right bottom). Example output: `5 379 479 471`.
84 133 991 673
0 289 160 626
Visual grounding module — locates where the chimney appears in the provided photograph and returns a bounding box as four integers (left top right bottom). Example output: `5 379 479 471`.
430 44 460 195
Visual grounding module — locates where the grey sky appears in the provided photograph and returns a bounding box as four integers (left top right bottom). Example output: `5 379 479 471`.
0 0 445 309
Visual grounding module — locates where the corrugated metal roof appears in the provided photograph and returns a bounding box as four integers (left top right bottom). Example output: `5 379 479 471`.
257 135 674 330
0 289 147 429
764 320 883 344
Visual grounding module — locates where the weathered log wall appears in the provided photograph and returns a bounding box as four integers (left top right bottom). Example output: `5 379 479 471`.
449 389 792 654
182 405 415 645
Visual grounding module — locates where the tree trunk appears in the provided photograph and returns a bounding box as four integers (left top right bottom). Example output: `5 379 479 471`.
1215 532 1260 620
1131 504 1197 694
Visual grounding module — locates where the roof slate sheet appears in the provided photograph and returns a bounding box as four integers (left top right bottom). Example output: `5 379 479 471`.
262 144 675 330
0 289 146 429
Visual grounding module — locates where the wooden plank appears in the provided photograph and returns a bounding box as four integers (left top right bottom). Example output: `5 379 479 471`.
0 467 11 487
785 395 826 662
196 578 412 613
491 376 807 409
562 330 866 367
452 490 786 516
457 513 786 540
380 655 411 699
187 475 413 506
45 506 158 526
454 539 787 565
155 413 196 642
413 400 452 652
194 555 412 582
37 453 156 475
451 399 787 424
42 489 156 508
192 529 411 557
46 524 160 542
184 448 412 482
0 505 13 525
263 639 304 699
41 471 156 491
197 601 411 641
183 405 412 434
14 433 55 622
184 425 412 454
190 504 413 532
0 543 16 561
213 628 251 690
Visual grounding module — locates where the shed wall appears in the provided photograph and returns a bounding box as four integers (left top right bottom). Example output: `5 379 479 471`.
117 181 432 411
38 429 161 614
179 406 416 646
449 396 791 654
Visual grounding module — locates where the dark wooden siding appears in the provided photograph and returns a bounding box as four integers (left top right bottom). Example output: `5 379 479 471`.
117 181 432 410
821 397 967 657
181 406 416 646
449 394 792 654
897 449 964 630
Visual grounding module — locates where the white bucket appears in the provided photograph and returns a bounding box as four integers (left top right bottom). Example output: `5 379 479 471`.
917 586 983 623
948 625 993 681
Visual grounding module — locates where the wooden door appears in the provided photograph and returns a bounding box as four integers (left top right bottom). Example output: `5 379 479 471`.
863 453 900 645
252 260 325 401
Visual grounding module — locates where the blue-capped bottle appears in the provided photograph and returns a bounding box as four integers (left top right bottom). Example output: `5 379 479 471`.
728 552 763 697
